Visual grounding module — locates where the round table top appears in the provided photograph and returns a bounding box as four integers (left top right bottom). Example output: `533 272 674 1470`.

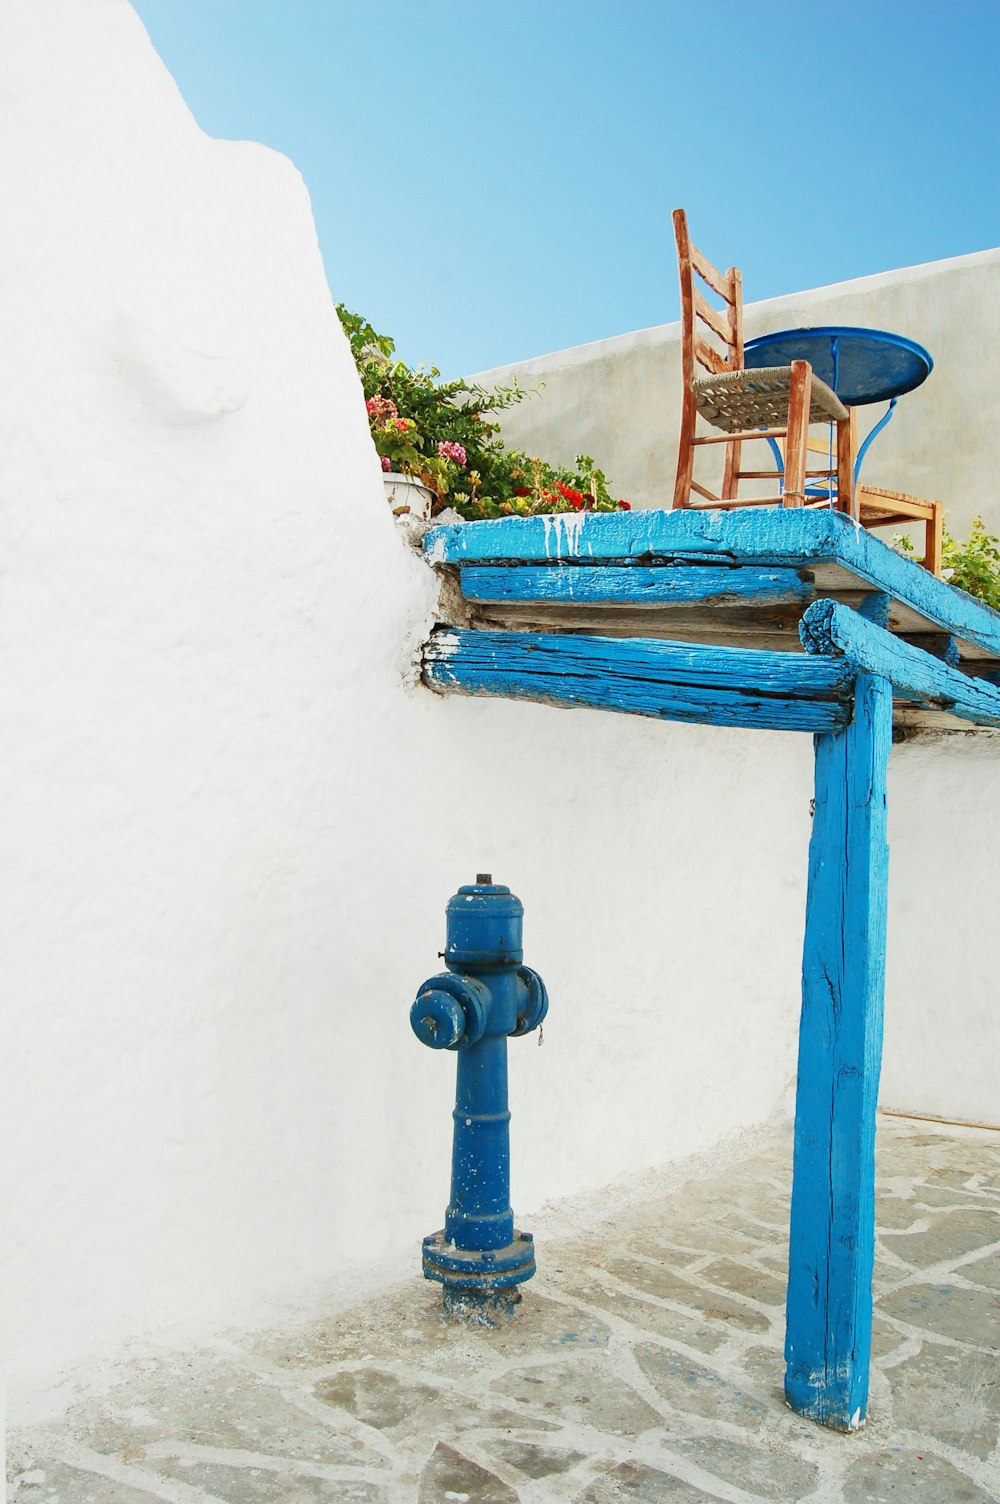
743 325 933 406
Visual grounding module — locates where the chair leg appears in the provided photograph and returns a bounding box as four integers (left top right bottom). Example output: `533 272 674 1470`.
836 417 855 520
924 501 944 576
784 361 812 507
673 392 697 508
721 436 742 501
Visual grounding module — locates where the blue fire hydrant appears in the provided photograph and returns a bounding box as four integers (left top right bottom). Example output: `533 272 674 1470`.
410 875 548 1322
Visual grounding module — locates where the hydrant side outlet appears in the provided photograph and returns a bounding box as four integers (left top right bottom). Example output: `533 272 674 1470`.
410 879 547 1323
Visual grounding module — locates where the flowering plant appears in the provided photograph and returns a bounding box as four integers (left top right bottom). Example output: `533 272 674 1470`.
364 399 456 497
338 305 631 521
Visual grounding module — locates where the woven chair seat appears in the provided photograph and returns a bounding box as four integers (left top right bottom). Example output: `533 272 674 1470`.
856 502 901 525
693 365 849 433
858 485 937 513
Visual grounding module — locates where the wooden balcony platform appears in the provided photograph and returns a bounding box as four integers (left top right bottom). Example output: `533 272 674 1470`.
423 508 1000 733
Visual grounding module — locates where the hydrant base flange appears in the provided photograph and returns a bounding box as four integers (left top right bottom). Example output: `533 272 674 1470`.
422 1229 535 1297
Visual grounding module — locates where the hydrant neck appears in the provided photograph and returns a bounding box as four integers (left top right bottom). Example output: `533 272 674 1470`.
446 1036 514 1251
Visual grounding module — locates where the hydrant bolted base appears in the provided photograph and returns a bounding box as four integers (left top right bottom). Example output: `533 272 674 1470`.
422 1229 535 1326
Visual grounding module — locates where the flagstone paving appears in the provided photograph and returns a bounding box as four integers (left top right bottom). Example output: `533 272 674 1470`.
8 1117 999 1502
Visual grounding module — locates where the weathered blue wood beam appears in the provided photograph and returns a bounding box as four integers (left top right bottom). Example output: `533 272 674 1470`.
856 592 891 627
423 628 855 734
459 564 814 609
896 632 960 667
424 509 1000 661
801 599 1000 729
785 672 893 1432
424 507 839 567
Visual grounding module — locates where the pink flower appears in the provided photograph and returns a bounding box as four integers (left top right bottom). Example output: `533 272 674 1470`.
366 395 397 421
438 441 467 467
381 456 392 472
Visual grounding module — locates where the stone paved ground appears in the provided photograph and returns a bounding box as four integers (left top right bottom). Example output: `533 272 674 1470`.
8 1117 999 1503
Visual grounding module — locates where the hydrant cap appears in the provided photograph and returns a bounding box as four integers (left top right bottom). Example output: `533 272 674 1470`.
445 880 524 969
410 988 466 1050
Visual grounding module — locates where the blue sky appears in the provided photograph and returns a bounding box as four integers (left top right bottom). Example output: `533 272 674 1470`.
132 1 999 377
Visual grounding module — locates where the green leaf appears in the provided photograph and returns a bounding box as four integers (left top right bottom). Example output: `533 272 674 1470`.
347 304 630 519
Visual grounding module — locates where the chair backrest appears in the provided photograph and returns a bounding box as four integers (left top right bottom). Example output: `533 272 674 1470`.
673 208 744 387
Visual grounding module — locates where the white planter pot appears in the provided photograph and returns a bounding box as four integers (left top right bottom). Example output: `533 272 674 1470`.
383 472 434 519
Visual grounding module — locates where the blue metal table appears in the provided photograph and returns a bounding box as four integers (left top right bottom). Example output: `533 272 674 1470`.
743 325 934 488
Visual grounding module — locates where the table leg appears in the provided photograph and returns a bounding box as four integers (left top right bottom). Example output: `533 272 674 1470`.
854 398 897 486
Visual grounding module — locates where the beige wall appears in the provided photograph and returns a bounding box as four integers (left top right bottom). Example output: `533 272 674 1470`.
470 248 1000 541
469 249 1000 1136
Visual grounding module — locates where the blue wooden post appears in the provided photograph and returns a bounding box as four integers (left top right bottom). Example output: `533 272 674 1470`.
785 672 892 1431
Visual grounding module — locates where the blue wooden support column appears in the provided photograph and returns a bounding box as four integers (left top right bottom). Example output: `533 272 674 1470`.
785 671 893 1431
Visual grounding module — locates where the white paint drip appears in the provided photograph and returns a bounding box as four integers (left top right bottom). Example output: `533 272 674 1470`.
541 510 590 560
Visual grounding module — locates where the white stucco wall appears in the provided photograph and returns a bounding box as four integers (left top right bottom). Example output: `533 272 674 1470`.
6 0 996 1411
883 736 1000 1126
469 248 1000 1135
2 0 821 1389
470 247 1000 539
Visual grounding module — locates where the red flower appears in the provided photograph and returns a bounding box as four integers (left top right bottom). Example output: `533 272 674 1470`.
394 418 410 431
514 487 531 497
617 499 631 510
556 483 584 510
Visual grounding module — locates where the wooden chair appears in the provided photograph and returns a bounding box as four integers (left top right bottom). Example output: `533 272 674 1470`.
672 208 853 517
800 414 944 574
857 485 944 577
673 209 944 574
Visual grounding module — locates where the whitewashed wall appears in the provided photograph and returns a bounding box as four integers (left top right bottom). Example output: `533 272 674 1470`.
1 0 818 1387
883 737 1000 1126
470 246 1000 539
6 0 997 1404
470 248 1000 1133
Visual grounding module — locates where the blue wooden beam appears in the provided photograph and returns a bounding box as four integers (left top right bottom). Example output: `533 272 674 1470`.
424 509 1000 661
856 592 891 628
459 564 814 609
896 632 961 667
423 628 855 734
801 599 1000 728
785 672 893 1431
